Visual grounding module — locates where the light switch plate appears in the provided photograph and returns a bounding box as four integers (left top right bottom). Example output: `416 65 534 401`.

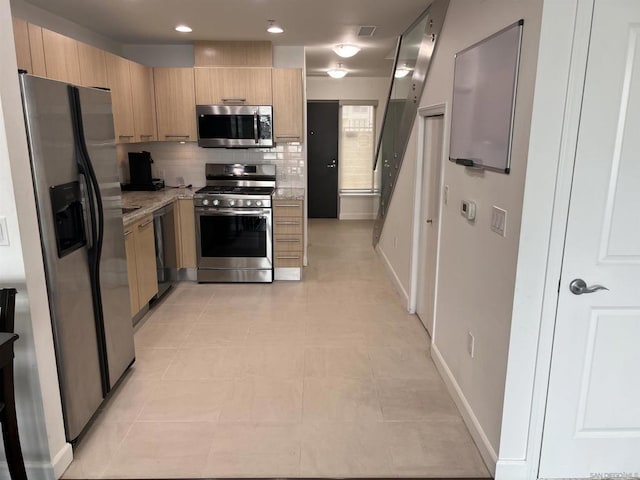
0 217 9 246
491 206 507 237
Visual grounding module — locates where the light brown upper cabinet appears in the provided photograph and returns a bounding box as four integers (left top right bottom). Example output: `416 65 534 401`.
12 18 32 73
27 24 47 77
42 28 81 85
194 68 272 106
129 62 157 142
105 53 136 143
153 68 197 142
77 42 108 89
194 41 272 67
272 68 303 142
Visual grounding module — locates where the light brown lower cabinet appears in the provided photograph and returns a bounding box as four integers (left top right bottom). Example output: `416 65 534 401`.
124 215 158 317
273 200 304 279
175 198 197 269
124 227 139 316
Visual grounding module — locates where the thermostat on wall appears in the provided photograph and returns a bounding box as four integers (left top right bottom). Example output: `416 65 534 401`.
460 200 476 221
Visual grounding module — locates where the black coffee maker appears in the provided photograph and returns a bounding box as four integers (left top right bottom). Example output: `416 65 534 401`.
123 151 164 191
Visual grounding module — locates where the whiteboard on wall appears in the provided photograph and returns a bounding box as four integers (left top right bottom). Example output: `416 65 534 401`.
449 20 524 174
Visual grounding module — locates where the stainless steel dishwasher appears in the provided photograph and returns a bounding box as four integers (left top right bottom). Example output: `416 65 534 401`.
152 203 178 300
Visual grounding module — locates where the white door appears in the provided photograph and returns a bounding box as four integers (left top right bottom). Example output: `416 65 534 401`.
539 0 640 477
416 115 444 335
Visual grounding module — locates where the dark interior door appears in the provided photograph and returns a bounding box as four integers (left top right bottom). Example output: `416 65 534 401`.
307 101 339 218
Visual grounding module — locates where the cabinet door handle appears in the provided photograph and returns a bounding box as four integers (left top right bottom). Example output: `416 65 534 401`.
276 255 301 260
165 134 190 138
276 204 301 208
277 238 300 243
138 219 153 229
140 134 154 137
276 221 300 225
124 230 132 237
222 98 246 103
119 134 134 138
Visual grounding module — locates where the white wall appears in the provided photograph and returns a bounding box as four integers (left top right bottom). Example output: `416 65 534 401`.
378 125 418 303
0 2 72 478
122 44 304 68
9 0 122 55
338 194 379 220
122 44 195 67
377 0 543 472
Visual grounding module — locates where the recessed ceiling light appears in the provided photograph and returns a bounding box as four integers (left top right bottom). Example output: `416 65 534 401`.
175 25 192 33
327 64 348 79
267 20 284 34
333 44 360 58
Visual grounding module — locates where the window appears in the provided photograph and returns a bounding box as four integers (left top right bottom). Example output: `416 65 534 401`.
339 103 379 192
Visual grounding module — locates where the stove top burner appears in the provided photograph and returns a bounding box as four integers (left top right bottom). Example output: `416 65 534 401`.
195 186 275 196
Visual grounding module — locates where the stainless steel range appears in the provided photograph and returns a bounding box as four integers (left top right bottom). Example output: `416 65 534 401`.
194 164 276 283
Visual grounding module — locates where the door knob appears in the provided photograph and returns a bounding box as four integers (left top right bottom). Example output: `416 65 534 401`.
569 279 609 295
426 219 433 224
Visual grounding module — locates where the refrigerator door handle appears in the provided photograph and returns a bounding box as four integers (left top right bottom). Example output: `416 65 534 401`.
79 172 94 251
68 85 110 395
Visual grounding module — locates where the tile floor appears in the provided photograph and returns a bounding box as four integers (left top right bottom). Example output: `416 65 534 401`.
62 219 489 479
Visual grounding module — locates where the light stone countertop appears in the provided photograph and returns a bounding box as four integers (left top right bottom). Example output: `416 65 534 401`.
122 188 195 226
273 188 305 201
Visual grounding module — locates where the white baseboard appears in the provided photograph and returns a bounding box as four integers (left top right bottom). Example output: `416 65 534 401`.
0 442 72 480
52 442 73 479
376 244 410 307
431 344 498 476
495 459 532 480
338 212 378 220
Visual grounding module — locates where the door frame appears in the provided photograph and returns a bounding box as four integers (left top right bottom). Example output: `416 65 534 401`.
495 1 595 479
409 103 448 339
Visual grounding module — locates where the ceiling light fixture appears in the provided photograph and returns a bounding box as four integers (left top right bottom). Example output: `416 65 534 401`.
394 65 412 78
267 20 284 34
175 25 192 33
327 64 348 79
333 44 360 58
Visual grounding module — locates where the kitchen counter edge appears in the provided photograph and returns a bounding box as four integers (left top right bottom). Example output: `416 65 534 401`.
122 189 195 226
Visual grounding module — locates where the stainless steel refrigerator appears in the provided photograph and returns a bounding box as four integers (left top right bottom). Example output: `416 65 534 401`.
20 74 135 442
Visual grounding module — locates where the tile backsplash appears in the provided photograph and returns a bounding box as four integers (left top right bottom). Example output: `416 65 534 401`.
117 142 305 189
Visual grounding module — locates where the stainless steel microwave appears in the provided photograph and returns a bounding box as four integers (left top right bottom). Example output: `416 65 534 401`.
196 105 274 148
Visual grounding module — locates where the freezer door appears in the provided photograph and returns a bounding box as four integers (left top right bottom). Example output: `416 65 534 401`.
77 86 135 389
20 75 104 441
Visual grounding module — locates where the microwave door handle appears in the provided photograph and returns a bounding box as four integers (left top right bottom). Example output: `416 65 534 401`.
254 111 259 144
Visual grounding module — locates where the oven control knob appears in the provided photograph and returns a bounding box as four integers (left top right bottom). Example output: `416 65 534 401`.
212 199 220 206
202 199 210 206
246 200 252 206
229 200 236 206
256 200 263 207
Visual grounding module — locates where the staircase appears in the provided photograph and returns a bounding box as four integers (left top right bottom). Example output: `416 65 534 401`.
372 0 450 246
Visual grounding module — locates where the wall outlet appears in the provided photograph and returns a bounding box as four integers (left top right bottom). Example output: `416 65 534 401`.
0 217 8 246
467 332 475 358
491 206 507 237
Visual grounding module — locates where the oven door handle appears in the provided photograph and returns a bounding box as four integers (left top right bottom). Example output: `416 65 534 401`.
196 209 269 216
